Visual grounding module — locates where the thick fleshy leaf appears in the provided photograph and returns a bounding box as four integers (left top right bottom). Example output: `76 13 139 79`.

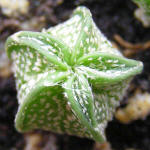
15 71 93 138
15 71 67 130
92 79 131 138
47 6 121 64
70 16 93 65
47 7 92 50
77 52 143 84
6 31 69 70
47 7 93 64
94 79 131 120
64 73 96 125
16 70 68 105
9 44 58 104
64 73 105 141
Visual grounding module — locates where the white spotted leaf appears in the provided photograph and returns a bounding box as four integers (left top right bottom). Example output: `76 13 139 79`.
64 73 105 141
77 52 143 85
6 31 69 70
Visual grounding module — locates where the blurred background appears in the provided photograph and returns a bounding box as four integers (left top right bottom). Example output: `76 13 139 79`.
0 0 150 150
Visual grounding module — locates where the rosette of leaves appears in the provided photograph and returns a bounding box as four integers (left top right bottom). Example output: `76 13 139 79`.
133 0 150 27
5 6 143 142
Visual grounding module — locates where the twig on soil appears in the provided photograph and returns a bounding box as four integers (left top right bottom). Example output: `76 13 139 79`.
114 34 150 57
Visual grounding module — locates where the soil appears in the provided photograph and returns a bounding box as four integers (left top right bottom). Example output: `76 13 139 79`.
0 0 150 150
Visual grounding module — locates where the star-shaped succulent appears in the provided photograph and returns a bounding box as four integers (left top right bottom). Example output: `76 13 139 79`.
5 6 143 142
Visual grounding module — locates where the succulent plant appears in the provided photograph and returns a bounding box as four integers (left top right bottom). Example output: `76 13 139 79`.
133 0 150 27
5 6 143 142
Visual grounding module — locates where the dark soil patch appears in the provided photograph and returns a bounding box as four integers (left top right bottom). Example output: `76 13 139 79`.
0 76 24 150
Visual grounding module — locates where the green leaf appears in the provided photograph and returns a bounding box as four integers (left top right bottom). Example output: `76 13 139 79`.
64 73 105 142
77 52 143 84
15 71 95 139
70 16 92 65
15 71 69 131
6 31 69 70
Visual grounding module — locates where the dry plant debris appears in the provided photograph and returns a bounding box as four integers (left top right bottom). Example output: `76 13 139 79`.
115 90 150 124
0 0 29 17
24 132 43 150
